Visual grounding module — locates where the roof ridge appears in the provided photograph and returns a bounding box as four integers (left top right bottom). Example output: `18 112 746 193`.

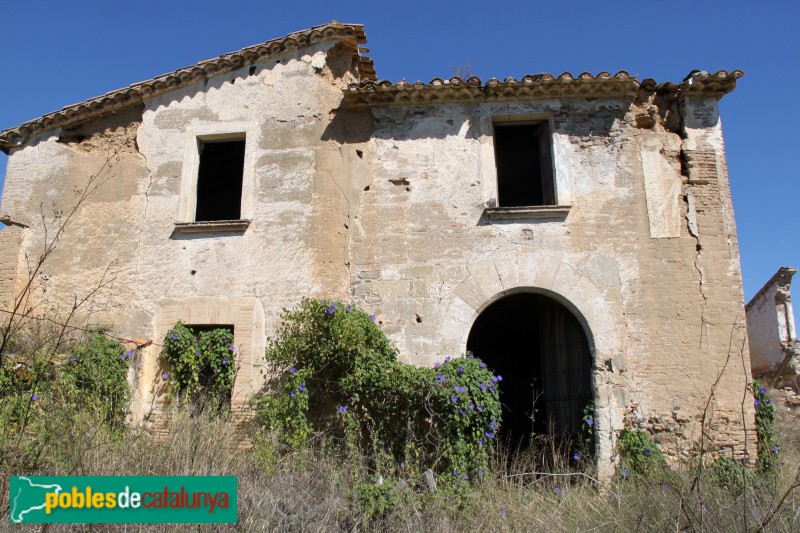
0 22 373 153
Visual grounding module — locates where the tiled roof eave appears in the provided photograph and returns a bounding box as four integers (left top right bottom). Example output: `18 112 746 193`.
0 23 373 153
344 80 640 107
343 69 743 108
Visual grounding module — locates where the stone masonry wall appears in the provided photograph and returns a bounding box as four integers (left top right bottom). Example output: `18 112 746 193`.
0 226 24 312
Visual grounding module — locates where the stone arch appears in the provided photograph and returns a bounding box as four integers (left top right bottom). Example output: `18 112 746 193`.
466 290 594 445
436 252 627 478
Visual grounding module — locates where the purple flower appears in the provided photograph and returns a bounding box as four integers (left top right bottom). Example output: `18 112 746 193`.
478 470 483 479
222 358 228 365
370 314 376 322
759 387 767 395
490 420 497 430
621 469 629 479
485 431 495 439
479 438 484 446
298 384 306 392
479 362 486 368
213 368 218 374
771 445 779 454
469 402 475 410
121 354 127 361
661 484 669 492
345 305 351 312
330 301 337 308
444 356 451 363
434 362 441 368
31 394 38 401
326 308 334 315
195 350 201 355
491 376 497 383
644 449 652 457
754 399 761 407
554 487 560 494
499 508 507 518
289 367 296 374
290 391 296 397
480 383 486 390
162 373 169 379
229 345 236 352
437 374 446 382
586 418 594 426
69 356 77 362
573 452 580 461
451 396 458 403
458 366 463 375
338 406 348 414
767 399 771 404
477 405 484 412
171 334 178 340
497 375 503 382
453 469 458 476
460 408 466 414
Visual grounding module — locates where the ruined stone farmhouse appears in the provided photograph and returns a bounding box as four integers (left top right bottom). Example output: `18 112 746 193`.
0 22 755 475
747 267 799 385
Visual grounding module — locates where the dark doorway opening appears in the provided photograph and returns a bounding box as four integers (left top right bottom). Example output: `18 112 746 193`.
466 292 592 449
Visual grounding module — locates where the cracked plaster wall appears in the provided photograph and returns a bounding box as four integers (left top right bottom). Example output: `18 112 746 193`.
0 51 755 475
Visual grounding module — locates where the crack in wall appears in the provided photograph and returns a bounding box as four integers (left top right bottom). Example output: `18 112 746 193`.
685 191 709 347
134 140 155 304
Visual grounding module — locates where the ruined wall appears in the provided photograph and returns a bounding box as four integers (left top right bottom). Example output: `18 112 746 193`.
0 40 363 423
746 267 798 377
344 91 754 473
0 226 25 312
0 51 755 476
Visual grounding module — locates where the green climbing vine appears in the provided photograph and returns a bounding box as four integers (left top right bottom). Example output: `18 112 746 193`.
251 298 502 482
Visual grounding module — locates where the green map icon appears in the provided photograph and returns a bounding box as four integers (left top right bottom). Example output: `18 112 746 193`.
9 476 63 523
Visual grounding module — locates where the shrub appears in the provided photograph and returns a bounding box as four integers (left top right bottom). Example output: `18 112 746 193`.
160 323 236 407
0 330 131 469
617 428 667 477
252 298 502 483
61 331 131 428
752 380 779 472
708 456 754 491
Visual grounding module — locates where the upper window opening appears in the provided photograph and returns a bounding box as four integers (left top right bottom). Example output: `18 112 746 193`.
195 138 246 221
493 122 555 207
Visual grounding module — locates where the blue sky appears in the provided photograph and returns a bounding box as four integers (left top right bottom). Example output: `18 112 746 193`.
0 0 797 300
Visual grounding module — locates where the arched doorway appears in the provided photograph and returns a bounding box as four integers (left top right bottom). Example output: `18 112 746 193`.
466 291 593 448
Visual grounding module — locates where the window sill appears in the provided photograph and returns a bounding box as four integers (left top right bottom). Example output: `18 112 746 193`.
483 205 571 221
173 220 251 234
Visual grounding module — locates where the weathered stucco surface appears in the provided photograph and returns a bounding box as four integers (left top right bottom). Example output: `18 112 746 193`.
0 25 755 476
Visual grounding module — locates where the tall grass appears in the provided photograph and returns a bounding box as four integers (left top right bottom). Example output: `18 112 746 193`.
2 405 799 532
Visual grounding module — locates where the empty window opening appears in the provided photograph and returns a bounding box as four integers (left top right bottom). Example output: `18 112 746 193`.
466 293 592 450
195 138 245 221
493 122 555 207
